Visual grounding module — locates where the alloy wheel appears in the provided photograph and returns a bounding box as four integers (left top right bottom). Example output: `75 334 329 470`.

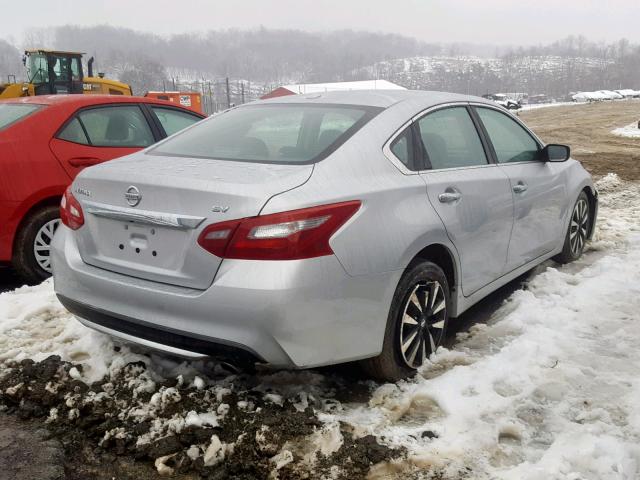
570 198 589 257
399 281 447 368
33 218 61 273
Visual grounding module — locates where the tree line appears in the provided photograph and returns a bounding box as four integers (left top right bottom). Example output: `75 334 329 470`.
1 28 639 99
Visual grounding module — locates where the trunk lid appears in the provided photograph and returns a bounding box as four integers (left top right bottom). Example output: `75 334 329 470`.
72 153 313 289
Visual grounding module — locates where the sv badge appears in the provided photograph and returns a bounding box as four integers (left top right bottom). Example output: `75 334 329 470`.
211 205 230 213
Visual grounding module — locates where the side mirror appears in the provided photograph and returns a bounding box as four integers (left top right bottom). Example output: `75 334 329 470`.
542 144 570 162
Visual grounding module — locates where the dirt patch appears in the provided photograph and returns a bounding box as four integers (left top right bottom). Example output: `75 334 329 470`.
0 413 65 479
519 100 640 181
0 356 404 479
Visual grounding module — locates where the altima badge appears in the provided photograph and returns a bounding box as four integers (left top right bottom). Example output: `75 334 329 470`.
125 186 142 207
75 187 91 198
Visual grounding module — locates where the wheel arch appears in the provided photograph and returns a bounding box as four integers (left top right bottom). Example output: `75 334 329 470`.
11 194 63 255
408 243 458 298
581 186 597 239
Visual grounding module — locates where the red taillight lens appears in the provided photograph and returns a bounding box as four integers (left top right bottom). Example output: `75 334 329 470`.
60 186 85 230
196 219 242 258
197 201 361 260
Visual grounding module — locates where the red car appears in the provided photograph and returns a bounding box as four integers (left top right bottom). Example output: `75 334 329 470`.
0 95 204 283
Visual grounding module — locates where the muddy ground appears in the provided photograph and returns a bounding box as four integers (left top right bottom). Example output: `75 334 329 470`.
520 99 640 180
0 356 404 480
1 99 639 480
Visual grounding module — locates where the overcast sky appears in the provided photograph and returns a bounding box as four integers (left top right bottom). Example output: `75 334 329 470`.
2 0 639 46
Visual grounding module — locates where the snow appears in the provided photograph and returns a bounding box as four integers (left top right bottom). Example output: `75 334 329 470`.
1 174 640 478
519 101 582 111
203 434 233 466
612 122 640 139
154 454 176 476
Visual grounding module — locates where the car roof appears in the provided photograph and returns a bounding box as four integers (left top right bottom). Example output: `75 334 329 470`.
256 89 495 109
1 94 202 113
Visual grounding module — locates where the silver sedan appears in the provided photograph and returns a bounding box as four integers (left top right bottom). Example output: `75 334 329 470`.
52 90 597 380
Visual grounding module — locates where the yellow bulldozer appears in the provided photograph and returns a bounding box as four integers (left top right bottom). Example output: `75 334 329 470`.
0 49 132 99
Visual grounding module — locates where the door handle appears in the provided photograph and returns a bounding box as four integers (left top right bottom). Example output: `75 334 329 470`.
438 190 462 203
68 157 102 167
513 182 528 194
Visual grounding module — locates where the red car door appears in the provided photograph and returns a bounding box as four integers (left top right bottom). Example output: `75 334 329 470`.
49 104 157 178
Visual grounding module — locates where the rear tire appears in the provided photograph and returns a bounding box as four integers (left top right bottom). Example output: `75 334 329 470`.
361 261 450 382
12 206 61 284
553 191 590 264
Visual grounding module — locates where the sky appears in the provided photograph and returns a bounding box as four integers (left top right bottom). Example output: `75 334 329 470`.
1 0 639 46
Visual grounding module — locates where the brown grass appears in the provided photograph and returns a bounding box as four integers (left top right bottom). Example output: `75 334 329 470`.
519 100 640 181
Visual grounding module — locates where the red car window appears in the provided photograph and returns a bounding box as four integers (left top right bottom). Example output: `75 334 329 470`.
58 105 155 148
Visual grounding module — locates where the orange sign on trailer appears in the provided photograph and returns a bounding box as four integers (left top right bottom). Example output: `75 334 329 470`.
144 91 203 113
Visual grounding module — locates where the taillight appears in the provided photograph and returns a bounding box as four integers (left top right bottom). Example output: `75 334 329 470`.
197 201 361 260
60 186 85 230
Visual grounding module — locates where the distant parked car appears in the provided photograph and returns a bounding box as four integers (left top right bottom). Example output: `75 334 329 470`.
52 90 598 381
528 94 549 105
598 90 624 100
0 95 204 283
482 93 521 110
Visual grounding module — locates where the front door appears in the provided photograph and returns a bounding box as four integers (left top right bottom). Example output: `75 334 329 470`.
473 106 567 270
416 106 514 296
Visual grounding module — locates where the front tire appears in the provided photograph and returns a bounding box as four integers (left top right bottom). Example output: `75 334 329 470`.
361 261 450 382
554 191 590 264
12 206 61 284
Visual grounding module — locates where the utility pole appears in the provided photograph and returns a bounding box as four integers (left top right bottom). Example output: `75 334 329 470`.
225 77 231 109
241 82 245 104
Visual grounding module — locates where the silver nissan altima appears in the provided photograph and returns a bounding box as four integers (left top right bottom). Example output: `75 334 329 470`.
52 90 597 380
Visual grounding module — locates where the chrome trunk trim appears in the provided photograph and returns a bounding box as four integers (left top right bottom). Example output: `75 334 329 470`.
85 201 205 230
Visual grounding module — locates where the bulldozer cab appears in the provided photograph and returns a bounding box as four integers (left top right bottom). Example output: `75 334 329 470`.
25 50 84 95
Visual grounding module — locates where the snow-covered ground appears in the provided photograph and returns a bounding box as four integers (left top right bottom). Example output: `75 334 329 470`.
519 101 582 111
1 174 639 478
612 122 640 139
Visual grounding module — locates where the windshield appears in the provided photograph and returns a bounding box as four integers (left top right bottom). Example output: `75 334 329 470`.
0 104 42 131
149 103 381 164
27 53 49 84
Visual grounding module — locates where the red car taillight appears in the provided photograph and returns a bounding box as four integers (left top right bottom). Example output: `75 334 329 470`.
197 201 361 260
60 186 85 230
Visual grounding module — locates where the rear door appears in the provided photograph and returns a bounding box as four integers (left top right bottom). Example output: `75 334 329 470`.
49 104 157 178
416 105 514 296
473 106 567 270
146 105 203 137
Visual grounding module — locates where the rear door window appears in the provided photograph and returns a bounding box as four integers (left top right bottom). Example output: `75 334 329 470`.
150 107 202 137
416 107 488 170
389 127 416 170
75 105 155 147
0 104 41 131
58 117 89 144
150 104 380 164
475 107 540 163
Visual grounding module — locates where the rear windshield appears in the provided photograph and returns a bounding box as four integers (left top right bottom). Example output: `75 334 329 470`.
149 103 381 164
0 104 41 131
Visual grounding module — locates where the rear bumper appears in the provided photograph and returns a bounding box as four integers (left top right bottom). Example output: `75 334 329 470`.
57 295 263 364
52 226 399 368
